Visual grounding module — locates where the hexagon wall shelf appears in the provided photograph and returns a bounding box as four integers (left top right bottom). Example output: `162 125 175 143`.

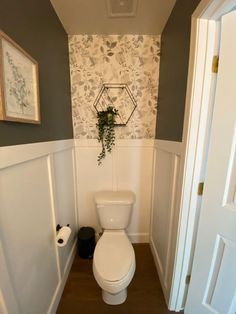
93 83 137 126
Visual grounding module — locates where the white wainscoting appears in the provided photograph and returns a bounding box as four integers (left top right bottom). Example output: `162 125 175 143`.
74 139 154 243
150 139 183 305
0 139 78 314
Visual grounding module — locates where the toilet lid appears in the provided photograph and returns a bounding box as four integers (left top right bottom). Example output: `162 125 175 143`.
94 231 134 282
94 191 135 205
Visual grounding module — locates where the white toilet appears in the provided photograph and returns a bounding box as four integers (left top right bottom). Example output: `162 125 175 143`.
93 190 136 305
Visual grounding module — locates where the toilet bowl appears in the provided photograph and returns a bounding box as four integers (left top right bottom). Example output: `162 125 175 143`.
92 191 136 305
93 230 136 304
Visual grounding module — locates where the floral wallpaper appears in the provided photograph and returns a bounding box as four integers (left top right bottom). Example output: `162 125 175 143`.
69 35 160 139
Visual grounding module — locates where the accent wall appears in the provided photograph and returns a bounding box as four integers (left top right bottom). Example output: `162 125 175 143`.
69 35 160 139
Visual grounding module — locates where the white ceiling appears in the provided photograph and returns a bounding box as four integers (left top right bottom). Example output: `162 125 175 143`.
50 0 176 35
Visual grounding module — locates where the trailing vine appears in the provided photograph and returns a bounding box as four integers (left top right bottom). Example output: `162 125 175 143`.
97 106 118 165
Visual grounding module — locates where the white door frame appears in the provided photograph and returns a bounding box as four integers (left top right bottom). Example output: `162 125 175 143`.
169 0 236 311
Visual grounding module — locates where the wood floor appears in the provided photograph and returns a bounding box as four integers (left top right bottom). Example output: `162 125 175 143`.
57 244 175 314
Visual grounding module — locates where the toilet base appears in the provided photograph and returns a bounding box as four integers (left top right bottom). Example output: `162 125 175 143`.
102 289 127 305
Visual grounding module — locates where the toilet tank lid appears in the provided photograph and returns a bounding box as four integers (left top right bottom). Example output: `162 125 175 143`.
94 191 135 205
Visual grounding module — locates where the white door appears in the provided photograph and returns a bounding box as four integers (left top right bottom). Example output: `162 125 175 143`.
185 10 236 314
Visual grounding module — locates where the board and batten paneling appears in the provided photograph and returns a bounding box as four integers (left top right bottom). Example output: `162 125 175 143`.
0 139 78 314
52 149 77 276
150 139 183 304
75 139 154 243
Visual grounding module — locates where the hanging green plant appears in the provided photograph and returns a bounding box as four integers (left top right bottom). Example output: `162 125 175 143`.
97 106 118 165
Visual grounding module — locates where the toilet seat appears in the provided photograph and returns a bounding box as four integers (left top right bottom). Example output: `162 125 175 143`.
93 230 136 294
94 230 134 281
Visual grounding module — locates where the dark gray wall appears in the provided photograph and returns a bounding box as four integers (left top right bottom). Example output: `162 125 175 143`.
156 0 200 142
0 0 73 146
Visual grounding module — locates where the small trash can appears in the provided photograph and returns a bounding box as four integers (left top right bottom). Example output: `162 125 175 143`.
78 227 95 259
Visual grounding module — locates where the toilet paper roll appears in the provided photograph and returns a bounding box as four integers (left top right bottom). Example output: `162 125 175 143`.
56 226 71 247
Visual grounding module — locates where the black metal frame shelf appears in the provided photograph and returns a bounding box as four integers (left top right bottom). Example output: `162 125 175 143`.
93 83 137 126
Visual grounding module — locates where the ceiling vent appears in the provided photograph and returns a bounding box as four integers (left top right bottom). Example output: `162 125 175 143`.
107 0 138 18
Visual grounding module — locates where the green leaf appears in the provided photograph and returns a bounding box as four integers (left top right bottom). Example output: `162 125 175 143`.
96 106 118 165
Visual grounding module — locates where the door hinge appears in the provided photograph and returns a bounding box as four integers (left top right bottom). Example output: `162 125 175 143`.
212 55 219 73
198 182 204 196
186 274 191 285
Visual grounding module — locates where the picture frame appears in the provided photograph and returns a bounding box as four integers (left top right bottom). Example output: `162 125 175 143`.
0 30 40 124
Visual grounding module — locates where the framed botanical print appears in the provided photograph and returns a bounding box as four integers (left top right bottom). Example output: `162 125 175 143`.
0 30 40 124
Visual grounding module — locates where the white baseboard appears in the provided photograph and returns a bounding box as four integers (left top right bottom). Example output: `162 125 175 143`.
128 233 149 243
48 240 77 314
95 232 149 244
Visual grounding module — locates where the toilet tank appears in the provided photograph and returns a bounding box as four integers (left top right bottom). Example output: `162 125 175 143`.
94 191 135 230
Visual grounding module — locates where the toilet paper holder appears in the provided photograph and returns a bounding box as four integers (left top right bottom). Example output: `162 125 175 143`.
56 224 70 232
